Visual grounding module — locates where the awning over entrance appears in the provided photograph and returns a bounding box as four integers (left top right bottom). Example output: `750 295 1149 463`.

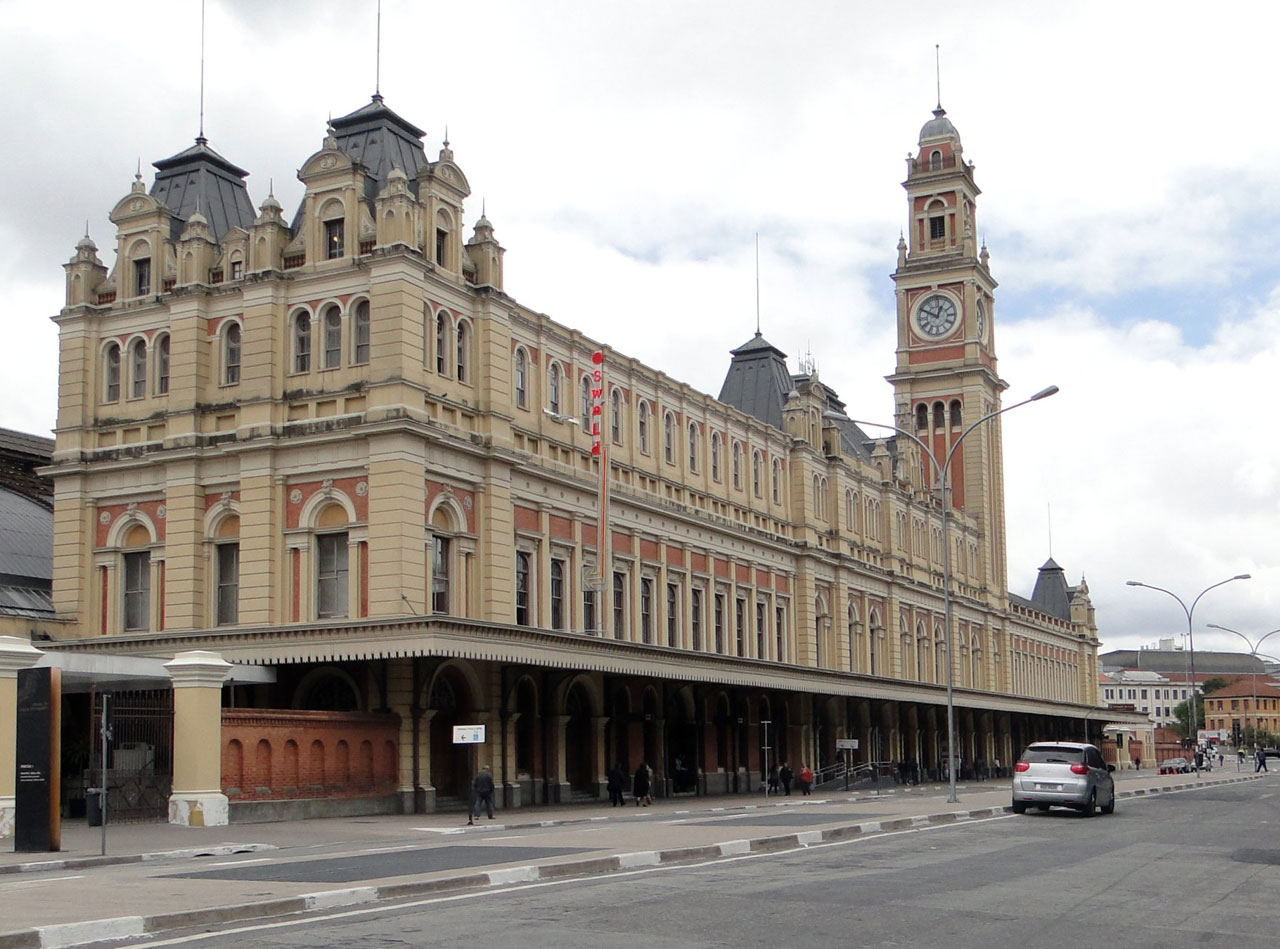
35 650 276 693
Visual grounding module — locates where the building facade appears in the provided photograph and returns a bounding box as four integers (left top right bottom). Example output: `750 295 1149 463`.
1100 670 1189 728
42 94 1104 816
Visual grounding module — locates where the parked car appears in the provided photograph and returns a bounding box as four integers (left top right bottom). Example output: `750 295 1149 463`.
1011 741 1116 817
1158 757 1191 774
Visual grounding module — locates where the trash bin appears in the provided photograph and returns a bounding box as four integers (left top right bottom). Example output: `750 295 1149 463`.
86 789 103 827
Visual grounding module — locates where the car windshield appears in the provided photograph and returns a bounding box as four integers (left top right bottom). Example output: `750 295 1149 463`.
1022 746 1084 764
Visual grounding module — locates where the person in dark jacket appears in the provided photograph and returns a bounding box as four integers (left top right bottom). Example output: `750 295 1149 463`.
469 764 495 824
607 762 626 806
779 763 793 795
633 762 652 806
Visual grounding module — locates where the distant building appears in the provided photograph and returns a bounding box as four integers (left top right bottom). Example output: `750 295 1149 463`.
1099 669 1189 727
0 428 58 638
1203 678 1280 744
1100 646 1266 685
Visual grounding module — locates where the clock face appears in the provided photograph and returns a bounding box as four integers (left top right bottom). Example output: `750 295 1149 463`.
915 293 958 338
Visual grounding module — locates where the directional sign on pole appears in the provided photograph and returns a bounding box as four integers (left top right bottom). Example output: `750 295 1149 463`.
452 725 486 744
836 739 859 750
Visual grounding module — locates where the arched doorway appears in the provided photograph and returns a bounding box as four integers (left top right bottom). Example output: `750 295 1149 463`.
564 683 594 793
427 672 472 800
666 687 697 793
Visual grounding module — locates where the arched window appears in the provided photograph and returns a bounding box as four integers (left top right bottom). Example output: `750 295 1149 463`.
933 401 945 429
293 311 311 373
155 333 170 395
688 422 699 473
663 411 674 464
548 361 562 414
580 376 592 433
935 626 946 683
771 458 781 504
550 560 565 631
916 404 928 429
929 149 942 171
353 300 370 364
324 214 345 259
514 347 528 409
129 339 147 398
456 321 470 382
435 310 450 375
949 399 962 427
868 612 880 676
711 433 722 481
732 441 741 489
104 342 121 402
751 450 762 497
610 389 622 444
638 402 650 454
323 305 342 369
515 551 531 625
845 489 854 527
223 324 241 385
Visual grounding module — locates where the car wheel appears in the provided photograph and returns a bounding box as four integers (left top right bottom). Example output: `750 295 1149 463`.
1081 789 1096 818
1011 801 1027 814
1100 789 1115 815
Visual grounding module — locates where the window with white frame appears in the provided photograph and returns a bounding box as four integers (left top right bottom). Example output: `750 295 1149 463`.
156 334 170 395
293 311 311 373
514 348 528 409
104 342 121 402
324 217 344 259
316 533 349 618
431 535 450 614
641 577 654 644
638 401 650 454
129 339 147 398
610 390 622 444
732 441 741 489
515 550 532 625
551 559 566 630
752 450 762 497
691 587 703 650
711 433 722 481
215 542 239 626
456 320 470 382
353 300 370 364
436 310 450 375
223 323 241 385
323 305 342 369
134 257 152 297
580 376 592 433
612 570 627 638
772 458 781 504
548 362 562 414
123 550 150 631
666 581 679 646
688 423 699 472
663 412 675 464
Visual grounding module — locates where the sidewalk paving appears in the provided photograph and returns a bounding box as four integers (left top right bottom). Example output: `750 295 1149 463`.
0 771 1263 949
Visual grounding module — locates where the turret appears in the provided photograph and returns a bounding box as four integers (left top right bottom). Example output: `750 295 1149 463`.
64 230 107 307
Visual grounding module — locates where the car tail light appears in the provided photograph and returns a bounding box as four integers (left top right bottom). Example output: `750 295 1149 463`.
1015 761 1030 772
1069 763 1089 775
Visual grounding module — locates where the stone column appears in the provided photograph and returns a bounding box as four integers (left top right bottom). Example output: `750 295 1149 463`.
165 650 231 827
0 637 43 838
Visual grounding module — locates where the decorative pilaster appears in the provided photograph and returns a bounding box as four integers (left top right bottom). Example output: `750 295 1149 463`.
165 650 231 826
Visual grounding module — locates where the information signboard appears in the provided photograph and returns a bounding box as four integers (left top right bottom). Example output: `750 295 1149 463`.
452 724 486 744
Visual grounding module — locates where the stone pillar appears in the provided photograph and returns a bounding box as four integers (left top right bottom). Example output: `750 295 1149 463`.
0 637 43 838
165 650 231 827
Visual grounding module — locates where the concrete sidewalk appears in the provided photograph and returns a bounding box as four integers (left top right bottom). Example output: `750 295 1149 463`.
0 771 1262 949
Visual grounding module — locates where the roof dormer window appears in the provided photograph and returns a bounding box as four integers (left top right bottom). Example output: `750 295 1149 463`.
324 218 344 259
134 257 151 297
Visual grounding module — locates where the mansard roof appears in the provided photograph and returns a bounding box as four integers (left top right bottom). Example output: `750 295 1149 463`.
151 136 256 244
330 94 430 205
718 333 792 431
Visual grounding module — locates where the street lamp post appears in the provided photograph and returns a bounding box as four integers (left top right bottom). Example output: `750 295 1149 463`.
1126 575 1251 764
834 384 1059 804
1205 624 1280 747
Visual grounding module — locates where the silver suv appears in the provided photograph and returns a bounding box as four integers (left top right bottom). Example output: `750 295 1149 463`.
1011 741 1116 817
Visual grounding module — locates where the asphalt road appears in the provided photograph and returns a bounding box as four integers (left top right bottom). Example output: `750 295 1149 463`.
99 774 1280 949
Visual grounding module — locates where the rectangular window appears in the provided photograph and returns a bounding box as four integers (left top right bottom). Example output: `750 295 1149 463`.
929 216 945 240
515 551 531 626
354 304 370 364
756 601 766 658
775 605 785 661
134 258 151 296
1141 689 1148 699
714 593 725 653
613 571 626 639
551 559 566 631
431 536 450 613
584 588 597 633
131 344 146 398
316 533 349 618
435 228 447 266
216 542 239 626
105 346 120 402
325 219 345 259
230 259 244 280
666 582 679 647
225 327 241 385
641 578 653 644
157 337 170 394
691 588 703 650
735 597 746 657
123 551 150 631
324 313 341 369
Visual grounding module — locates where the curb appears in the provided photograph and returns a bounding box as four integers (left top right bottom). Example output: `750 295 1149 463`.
0 843 278 877
0 774 1261 949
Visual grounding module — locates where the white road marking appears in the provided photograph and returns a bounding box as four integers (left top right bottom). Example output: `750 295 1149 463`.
202 858 271 868
0 874 83 888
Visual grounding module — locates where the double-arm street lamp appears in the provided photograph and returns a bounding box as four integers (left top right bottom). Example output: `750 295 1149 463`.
1204 623 1280 746
833 384 1059 804
1125 575 1251 760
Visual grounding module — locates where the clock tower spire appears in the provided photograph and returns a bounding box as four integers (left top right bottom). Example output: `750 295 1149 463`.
888 105 1010 597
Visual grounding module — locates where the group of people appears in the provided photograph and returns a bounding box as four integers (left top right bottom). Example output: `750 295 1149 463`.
766 762 814 795
606 762 654 806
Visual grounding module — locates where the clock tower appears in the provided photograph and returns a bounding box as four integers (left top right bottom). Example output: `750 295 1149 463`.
888 105 1010 597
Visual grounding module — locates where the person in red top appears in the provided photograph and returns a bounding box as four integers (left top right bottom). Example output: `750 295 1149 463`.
798 763 813 796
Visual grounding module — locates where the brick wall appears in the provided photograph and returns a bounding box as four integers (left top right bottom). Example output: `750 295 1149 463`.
222 709 400 801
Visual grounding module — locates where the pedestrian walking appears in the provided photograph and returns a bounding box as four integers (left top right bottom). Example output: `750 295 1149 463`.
767 763 780 794
1256 748 1269 773
798 763 813 796
607 762 626 807
469 764 495 824
633 761 652 806
779 763 793 795
1238 748 1246 771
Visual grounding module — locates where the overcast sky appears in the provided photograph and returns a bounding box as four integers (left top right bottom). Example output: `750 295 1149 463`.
2 0 1276 656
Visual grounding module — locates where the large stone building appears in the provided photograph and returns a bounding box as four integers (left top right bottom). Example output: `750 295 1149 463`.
38 93 1105 817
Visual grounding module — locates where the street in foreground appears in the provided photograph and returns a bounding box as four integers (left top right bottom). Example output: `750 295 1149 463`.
97 776 1280 949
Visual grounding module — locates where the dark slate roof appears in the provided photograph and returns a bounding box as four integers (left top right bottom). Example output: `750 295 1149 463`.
0 582 53 618
151 136 256 243
718 333 793 431
1100 649 1266 675
0 428 53 457
0 487 52 582
1028 557 1072 621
